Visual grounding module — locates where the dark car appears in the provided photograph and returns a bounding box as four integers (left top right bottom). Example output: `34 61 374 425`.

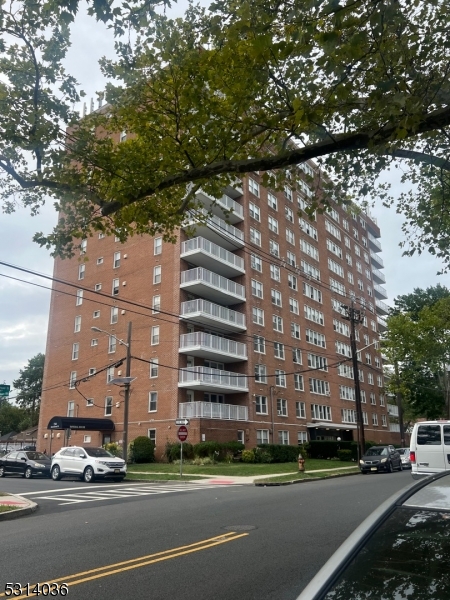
359 445 402 474
297 471 450 599
0 450 51 478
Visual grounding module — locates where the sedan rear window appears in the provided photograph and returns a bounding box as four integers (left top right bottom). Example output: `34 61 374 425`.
25 452 48 461
365 447 388 456
84 447 113 457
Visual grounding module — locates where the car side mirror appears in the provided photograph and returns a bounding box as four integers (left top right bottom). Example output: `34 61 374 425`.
80 454 87 459
21 457 27 461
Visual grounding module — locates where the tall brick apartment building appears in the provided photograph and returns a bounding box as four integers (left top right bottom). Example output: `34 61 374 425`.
37 162 396 458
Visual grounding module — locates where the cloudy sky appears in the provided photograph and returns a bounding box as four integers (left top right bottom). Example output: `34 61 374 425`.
0 1 448 396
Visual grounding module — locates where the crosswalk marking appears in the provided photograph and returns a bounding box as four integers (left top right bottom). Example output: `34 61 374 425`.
33 482 240 505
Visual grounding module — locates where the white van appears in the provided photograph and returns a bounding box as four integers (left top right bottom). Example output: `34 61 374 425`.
410 421 450 479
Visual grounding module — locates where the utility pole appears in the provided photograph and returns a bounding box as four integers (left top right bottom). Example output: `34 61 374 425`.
341 300 365 462
394 360 406 447
122 321 132 464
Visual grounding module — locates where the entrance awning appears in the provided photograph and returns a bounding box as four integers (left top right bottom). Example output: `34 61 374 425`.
47 417 115 432
306 422 357 430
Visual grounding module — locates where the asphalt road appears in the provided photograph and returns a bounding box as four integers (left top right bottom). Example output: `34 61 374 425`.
0 471 414 600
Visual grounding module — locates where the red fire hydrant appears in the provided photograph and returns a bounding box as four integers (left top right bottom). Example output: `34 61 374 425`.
298 453 305 472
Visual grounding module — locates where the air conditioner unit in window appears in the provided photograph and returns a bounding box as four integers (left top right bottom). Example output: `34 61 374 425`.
277 410 283 416
325 392 331 396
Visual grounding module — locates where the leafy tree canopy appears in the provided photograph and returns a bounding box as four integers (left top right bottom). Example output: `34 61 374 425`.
0 401 28 435
391 284 450 320
1 0 450 261
12 353 45 423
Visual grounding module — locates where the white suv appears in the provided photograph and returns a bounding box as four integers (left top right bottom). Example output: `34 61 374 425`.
51 446 126 483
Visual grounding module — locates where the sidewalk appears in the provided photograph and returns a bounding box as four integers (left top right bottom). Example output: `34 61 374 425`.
0 494 37 521
127 465 358 485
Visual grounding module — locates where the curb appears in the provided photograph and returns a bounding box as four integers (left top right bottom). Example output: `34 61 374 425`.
254 471 361 487
0 495 38 521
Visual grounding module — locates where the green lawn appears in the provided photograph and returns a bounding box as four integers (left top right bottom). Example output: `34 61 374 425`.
127 459 355 476
0 505 17 513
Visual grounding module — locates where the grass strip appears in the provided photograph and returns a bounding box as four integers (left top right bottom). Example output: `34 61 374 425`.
0 505 18 513
257 468 359 484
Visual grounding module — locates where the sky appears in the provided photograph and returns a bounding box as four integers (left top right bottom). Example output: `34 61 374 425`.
0 1 448 396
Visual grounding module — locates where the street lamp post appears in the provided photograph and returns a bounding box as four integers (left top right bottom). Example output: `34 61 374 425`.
91 322 132 463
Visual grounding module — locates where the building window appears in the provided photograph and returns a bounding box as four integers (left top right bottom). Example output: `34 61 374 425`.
249 202 260 221
106 367 114 383
370 392 376 405
306 329 326 348
67 401 75 417
269 240 280 257
253 335 266 353
257 430 269 444
278 430 289 445
288 274 298 290
380 394 385 407
251 254 263 272
294 374 304 391
78 264 85 280
152 295 161 314
153 265 161 284
108 335 116 353
267 193 277 210
289 297 299 314
150 358 159 378
148 429 156 444
368 372 374 385
270 264 281 281
275 370 286 387
249 178 260 197
97 257 104 265
69 371 77 390
110 306 118 324
285 206 294 222
154 237 162 255
95 283 102 291
105 396 113 416
274 342 285 359
72 343 79 360
286 251 296 267
113 251 121 268
80 239 87 254
372 413 378 426
149 391 158 412
307 353 328 371
151 326 160 345
381 414 387 427
89 368 96 376
93 310 100 319
83 435 91 444
304 305 324 325
298 431 308 445
292 348 302 364
311 404 332 420
255 364 267 384
291 322 301 339
255 396 268 414
251 279 263 298
91 338 98 347
286 228 295 245
76 289 83 306
86 398 94 407
309 378 330 395
74 315 81 333
271 289 282 306
120 130 127 142
273 315 283 332
277 398 288 416
112 279 119 296
250 227 261 246
252 307 264 325
296 401 306 418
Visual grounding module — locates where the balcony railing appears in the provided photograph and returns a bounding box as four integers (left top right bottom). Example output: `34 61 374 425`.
375 298 390 315
180 299 246 331
184 209 244 249
370 251 384 269
377 315 387 331
181 236 244 277
374 283 388 300
388 404 399 417
368 232 382 252
179 332 247 361
180 267 246 305
196 190 244 223
179 401 248 421
178 366 248 392
371 268 386 284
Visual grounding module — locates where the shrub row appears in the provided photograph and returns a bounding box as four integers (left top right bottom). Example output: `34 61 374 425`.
165 441 244 462
306 440 378 461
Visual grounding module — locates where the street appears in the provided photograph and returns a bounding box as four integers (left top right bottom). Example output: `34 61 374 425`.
0 472 414 599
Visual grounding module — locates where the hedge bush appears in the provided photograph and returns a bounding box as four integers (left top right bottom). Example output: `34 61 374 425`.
103 442 123 458
256 444 299 463
308 440 379 461
337 449 353 462
129 436 155 463
164 442 194 462
193 441 244 460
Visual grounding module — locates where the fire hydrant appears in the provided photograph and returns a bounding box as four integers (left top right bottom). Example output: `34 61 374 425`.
298 453 305 472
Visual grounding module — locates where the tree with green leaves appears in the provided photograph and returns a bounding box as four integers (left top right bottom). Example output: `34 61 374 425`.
391 284 450 321
0 401 28 435
1 0 450 262
383 293 450 420
12 353 45 426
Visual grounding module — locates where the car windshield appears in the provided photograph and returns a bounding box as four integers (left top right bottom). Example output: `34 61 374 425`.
84 447 114 458
25 452 48 461
366 447 388 456
323 508 450 599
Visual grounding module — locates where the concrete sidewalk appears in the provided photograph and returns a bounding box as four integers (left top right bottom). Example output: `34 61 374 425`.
0 494 37 521
127 465 358 485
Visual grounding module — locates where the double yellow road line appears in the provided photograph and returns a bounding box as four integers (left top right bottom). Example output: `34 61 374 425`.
1 531 248 599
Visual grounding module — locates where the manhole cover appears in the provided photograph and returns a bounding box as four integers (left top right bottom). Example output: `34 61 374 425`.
223 525 257 532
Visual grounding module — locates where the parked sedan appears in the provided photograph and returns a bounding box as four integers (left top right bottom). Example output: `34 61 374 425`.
51 446 126 483
398 447 412 469
359 445 402 474
0 450 51 478
297 471 450 599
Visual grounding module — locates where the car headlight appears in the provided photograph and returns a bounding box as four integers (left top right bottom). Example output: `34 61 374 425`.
381 458 387 463
95 460 110 466
33 462 45 467
359 460 364 465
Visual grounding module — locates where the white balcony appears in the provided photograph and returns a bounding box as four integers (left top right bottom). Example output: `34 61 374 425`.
178 366 248 392
224 179 243 199
196 190 244 224
376 298 390 315
181 237 245 278
180 267 245 305
179 401 248 421
377 315 387 332
368 232 382 253
179 332 247 362
372 268 386 284
374 283 388 300
180 299 246 333
370 251 384 269
388 404 399 417
183 209 244 251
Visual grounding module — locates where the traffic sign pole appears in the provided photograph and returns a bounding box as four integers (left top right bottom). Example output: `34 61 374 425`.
177 425 188 478
180 441 183 478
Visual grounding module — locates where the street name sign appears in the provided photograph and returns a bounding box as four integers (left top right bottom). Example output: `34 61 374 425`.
175 418 190 426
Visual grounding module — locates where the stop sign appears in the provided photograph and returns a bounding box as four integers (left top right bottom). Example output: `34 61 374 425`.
177 425 188 442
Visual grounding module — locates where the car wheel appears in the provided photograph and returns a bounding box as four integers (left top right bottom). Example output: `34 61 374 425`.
25 467 33 479
83 466 95 483
0 466 5 477
51 465 61 481
361 470 367 475
388 461 394 473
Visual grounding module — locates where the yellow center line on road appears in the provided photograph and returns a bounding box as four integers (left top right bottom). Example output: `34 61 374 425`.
2 532 249 599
